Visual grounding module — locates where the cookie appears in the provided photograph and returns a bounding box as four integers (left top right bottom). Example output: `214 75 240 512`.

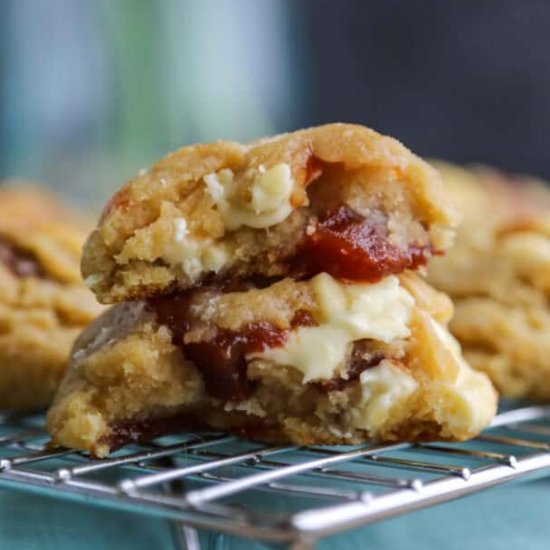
47 271 496 457
47 125 497 456
427 162 550 398
0 186 104 409
82 123 458 304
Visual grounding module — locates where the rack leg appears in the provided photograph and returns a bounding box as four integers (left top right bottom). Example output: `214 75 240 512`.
171 521 202 550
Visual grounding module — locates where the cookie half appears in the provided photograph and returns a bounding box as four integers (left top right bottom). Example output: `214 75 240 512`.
47 272 496 458
0 186 104 409
427 162 550 399
83 124 457 303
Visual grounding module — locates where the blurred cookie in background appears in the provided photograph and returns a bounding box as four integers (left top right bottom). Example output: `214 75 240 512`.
427 163 550 399
0 185 104 410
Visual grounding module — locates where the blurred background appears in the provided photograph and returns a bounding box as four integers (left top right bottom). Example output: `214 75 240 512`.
1 0 550 209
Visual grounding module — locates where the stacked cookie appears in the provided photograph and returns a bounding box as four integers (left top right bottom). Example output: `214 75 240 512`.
46 124 497 458
428 162 550 399
0 186 104 409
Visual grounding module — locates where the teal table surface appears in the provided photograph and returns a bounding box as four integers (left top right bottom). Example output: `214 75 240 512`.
1 476 549 549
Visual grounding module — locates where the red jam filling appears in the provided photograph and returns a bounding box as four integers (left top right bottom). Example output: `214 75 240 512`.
184 323 287 401
295 205 430 282
0 236 44 278
150 295 315 401
102 412 278 454
101 412 203 454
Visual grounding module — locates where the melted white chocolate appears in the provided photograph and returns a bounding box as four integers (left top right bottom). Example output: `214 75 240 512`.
251 274 414 382
204 163 294 230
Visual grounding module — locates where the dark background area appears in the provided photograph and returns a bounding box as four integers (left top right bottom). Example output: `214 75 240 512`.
300 0 550 178
1 0 549 204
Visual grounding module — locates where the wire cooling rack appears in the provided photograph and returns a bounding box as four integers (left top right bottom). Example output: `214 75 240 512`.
1 406 550 549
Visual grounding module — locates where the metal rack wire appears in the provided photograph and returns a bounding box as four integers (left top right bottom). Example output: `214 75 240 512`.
1 405 550 549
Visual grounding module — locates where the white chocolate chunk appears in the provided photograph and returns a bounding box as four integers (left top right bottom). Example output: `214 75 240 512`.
162 218 229 281
351 360 419 430
251 275 414 382
204 163 294 230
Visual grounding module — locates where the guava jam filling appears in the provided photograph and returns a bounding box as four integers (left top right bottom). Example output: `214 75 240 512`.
150 294 315 401
295 205 431 282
